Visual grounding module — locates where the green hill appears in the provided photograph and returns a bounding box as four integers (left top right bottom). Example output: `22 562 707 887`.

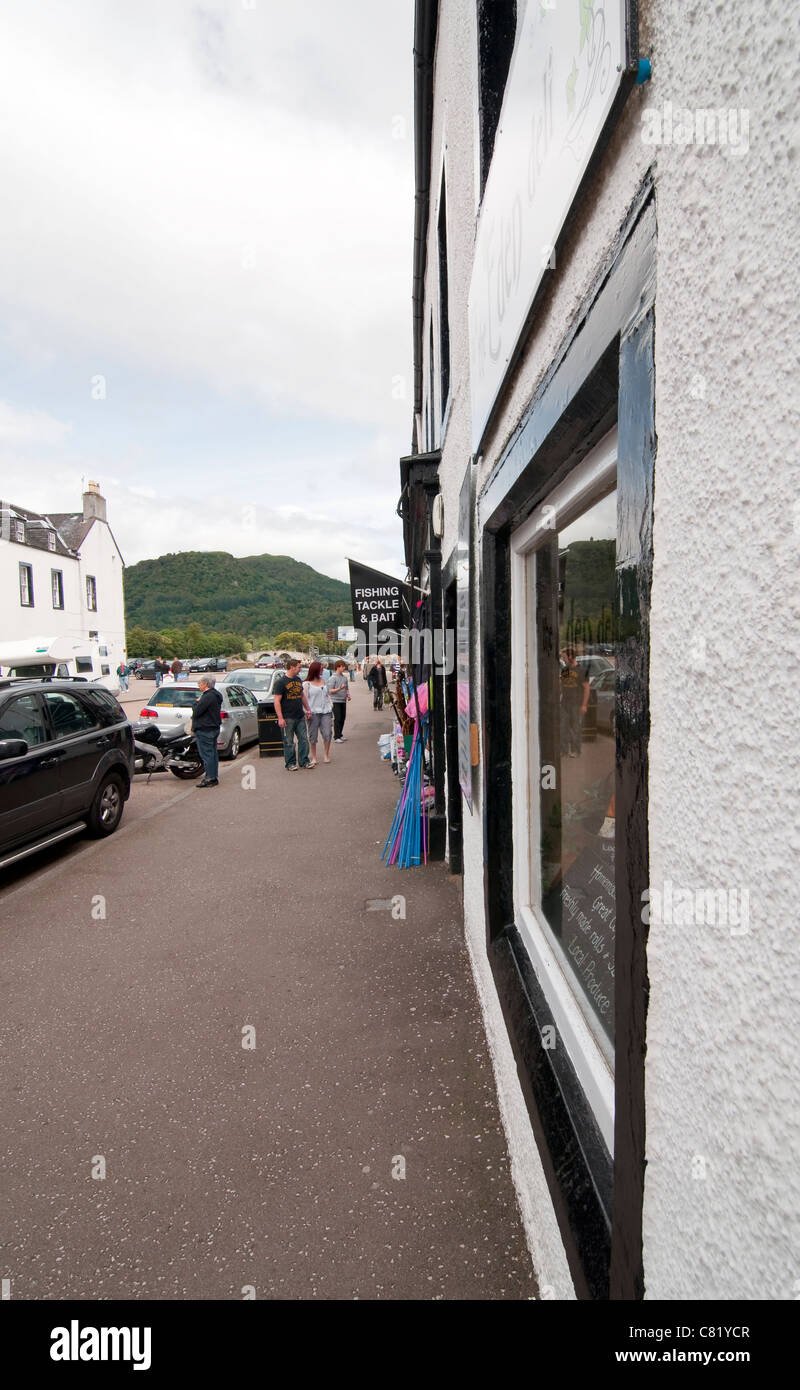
124 551 351 637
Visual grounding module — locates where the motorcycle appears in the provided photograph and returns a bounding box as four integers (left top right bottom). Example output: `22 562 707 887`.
131 720 205 780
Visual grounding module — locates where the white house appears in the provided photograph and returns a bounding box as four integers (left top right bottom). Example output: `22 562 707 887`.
399 0 797 1301
0 482 126 689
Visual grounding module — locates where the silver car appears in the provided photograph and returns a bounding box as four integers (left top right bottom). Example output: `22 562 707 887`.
217 668 282 703
137 682 260 760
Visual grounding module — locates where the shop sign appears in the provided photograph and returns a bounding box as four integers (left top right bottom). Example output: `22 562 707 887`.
348 559 411 645
468 0 631 450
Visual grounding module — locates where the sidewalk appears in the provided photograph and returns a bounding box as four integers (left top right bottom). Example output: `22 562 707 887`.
0 680 537 1299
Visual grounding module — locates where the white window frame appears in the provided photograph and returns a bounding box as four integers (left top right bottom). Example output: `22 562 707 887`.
47 531 56 552
19 561 34 606
510 427 617 1153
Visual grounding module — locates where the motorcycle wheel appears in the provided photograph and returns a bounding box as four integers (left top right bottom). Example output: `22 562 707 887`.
169 759 205 780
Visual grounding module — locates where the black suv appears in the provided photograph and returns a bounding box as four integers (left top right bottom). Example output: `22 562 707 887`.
0 680 134 871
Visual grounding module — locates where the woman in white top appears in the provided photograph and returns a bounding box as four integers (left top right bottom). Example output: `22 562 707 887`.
303 660 333 764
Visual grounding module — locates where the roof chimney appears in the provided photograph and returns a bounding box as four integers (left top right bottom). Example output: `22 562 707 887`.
82 480 107 523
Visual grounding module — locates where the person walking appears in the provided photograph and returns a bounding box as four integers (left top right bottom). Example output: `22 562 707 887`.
370 657 388 710
193 674 223 787
154 657 164 688
170 658 183 681
274 658 314 771
304 661 333 764
116 658 129 692
328 659 351 743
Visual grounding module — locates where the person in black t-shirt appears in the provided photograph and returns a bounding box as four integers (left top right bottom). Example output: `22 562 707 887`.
274 659 314 771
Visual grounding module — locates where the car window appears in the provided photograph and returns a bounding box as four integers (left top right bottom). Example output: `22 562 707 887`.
82 688 125 724
241 689 258 706
43 691 99 737
227 688 245 707
0 693 48 745
151 688 199 708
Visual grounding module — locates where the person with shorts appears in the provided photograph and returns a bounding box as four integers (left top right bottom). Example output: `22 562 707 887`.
303 661 333 765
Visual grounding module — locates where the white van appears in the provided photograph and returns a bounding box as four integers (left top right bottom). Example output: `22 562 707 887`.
0 637 119 692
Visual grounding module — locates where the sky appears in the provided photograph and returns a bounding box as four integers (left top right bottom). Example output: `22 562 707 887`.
0 0 414 583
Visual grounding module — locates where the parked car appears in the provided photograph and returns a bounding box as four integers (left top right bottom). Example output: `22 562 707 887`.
218 668 281 703
135 661 158 679
137 682 260 760
0 679 133 871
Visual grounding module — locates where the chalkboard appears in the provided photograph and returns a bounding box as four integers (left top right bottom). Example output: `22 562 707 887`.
543 834 615 1046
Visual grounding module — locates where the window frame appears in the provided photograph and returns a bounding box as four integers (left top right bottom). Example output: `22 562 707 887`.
86 575 98 611
510 428 618 1152
51 568 64 609
19 562 34 607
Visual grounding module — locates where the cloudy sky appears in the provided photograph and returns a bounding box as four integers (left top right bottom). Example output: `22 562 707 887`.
0 0 414 582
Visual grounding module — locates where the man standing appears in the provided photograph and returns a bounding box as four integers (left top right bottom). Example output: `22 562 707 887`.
193 674 223 787
328 659 351 743
370 657 388 710
559 648 591 758
116 657 129 692
274 658 314 771
154 657 164 688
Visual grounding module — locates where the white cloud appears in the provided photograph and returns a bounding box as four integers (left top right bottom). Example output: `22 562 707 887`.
0 0 414 432
0 401 72 445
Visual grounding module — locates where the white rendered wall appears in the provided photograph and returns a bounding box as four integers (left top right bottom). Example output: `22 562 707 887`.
0 541 82 644
425 0 799 1299
76 522 127 677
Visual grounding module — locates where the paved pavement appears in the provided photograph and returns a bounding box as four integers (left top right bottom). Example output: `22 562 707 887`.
0 680 536 1300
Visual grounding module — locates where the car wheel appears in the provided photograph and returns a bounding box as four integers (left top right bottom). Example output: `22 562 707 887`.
87 773 126 837
225 727 241 760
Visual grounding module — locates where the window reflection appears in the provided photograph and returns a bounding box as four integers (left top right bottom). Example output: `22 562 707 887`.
530 488 617 1060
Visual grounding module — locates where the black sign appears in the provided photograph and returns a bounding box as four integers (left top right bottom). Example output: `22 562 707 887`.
348 559 411 645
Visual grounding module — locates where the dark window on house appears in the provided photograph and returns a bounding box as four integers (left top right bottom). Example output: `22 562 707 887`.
86 575 97 611
51 569 64 609
438 170 450 415
19 562 34 606
476 0 517 201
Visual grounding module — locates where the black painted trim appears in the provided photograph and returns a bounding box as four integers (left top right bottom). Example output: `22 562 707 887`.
479 185 656 1300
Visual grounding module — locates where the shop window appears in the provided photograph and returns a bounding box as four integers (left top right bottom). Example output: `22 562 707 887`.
19 562 34 606
51 569 64 609
511 430 617 1147
438 170 450 416
476 0 517 201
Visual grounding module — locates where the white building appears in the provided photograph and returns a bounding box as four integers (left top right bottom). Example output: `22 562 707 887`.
0 482 126 688
399 1 797 1299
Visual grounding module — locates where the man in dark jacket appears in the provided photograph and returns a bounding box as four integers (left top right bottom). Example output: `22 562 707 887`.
369 657 388 710
193 675 223 787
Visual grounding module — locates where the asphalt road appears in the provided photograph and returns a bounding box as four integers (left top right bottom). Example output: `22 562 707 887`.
0 680 537 1300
